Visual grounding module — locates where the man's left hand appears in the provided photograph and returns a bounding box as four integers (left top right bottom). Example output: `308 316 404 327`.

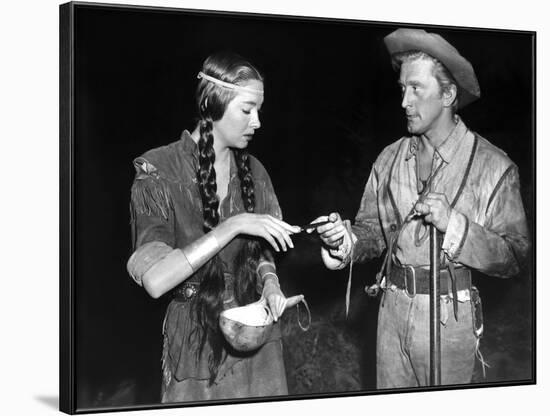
414 192 451 232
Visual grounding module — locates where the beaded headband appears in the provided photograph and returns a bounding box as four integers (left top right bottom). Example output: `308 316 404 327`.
197 71 264 95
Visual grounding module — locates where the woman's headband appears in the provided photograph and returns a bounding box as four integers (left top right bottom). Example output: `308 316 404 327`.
197 71 264 96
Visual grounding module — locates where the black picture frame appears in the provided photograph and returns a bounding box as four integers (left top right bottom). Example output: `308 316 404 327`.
60 1 536 414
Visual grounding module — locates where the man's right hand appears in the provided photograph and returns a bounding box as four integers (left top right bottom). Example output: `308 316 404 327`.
308 212 347 249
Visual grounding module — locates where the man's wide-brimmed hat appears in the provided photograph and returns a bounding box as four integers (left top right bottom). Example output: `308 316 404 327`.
384 28 480 108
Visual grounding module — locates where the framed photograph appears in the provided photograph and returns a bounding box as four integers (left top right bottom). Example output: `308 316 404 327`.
60 1 535 414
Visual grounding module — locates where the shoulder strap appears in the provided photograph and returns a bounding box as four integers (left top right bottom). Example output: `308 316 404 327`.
450 133 479 209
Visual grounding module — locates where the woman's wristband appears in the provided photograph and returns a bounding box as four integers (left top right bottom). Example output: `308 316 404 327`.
256 261 280 291
181 232 221 272
262 273 280 287
256 261 277 279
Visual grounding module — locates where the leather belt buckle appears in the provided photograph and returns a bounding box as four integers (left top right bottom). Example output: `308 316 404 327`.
404 265 416 298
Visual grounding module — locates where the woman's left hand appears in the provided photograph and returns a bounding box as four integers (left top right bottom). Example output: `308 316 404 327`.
261 280 287 322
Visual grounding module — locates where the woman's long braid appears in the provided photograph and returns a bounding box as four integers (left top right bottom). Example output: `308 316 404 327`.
197 118 220 229
235 149 255 213
233 150 272 306
194 117 226 385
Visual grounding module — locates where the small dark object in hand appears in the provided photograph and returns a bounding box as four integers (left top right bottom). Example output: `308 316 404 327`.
299 220 332 231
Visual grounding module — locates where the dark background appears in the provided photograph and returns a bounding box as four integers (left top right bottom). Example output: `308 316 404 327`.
71 4 534 410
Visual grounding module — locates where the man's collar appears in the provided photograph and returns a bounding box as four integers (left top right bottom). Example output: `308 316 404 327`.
435 116 468 163
405 115 468 162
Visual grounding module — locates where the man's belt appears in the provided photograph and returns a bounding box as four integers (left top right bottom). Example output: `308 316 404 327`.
388 262 471 297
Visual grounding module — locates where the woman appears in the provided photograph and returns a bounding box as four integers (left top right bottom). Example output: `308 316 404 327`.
126 52 300 402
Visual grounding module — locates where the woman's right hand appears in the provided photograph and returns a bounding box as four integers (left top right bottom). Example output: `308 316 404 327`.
220 213 301 252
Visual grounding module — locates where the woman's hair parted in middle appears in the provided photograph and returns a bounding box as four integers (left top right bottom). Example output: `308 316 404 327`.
190 51 273 385
195 51 264 229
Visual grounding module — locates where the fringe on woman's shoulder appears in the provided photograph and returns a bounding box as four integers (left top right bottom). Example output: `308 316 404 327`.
130 158 173 220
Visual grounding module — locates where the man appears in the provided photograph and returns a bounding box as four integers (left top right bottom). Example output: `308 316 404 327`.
314 28 530 388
